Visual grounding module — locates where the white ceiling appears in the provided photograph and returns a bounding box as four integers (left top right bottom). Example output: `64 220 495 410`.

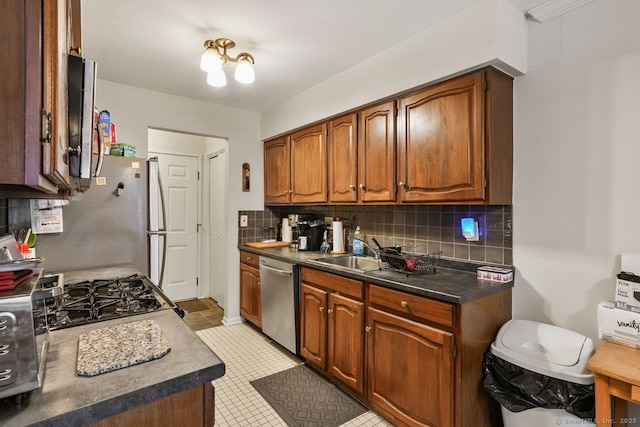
82 0 546 113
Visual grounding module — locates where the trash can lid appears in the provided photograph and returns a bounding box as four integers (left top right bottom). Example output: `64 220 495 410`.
490 319 595 384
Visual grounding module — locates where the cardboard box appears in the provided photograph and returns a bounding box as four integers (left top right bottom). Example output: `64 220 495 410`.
615 274 640 313
97 110 111 155
477 266 513 282
597 300 640 349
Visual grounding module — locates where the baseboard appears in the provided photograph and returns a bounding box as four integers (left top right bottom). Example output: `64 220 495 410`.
222 315 243 326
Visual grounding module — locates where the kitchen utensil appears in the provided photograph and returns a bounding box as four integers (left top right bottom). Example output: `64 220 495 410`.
298 236 308 250
371 237 403 266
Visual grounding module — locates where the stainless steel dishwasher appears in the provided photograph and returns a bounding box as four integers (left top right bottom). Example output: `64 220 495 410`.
259 257 299 355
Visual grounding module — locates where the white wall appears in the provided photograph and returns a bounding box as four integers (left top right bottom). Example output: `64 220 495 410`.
513 0 640 340
96 80 262 324
260 0 527 139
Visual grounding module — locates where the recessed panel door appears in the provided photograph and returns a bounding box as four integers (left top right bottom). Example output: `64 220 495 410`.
152 152 199 301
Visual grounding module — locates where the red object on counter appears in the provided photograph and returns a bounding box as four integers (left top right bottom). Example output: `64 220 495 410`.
110 122 117 142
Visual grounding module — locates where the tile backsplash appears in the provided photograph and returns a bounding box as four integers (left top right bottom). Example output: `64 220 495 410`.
0 199 7 235
239 205 512 266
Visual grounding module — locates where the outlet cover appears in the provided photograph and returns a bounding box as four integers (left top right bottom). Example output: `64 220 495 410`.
240 215 248 227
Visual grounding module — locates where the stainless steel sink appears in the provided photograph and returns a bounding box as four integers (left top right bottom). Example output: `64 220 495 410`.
310 255 382 273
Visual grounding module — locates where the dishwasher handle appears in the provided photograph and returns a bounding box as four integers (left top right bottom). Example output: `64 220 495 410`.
260 263 293 276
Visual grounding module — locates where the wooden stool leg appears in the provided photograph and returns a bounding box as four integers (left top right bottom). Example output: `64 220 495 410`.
613 397 627 426
594 373 613 426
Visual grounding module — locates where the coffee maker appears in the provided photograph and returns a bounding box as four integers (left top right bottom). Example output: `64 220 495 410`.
296 215 324 251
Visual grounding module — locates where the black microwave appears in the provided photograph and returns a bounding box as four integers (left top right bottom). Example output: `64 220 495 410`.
67 55 97 192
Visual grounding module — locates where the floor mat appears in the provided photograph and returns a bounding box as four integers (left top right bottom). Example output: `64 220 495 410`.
177 299 211 313
250 364 368 427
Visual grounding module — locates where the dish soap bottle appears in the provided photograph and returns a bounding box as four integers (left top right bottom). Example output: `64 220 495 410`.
353 226 363 256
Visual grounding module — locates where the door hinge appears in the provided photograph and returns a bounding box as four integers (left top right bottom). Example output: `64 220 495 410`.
483 80 488 91
452 344 457 359
484 178 487 188
41 110 52 142
196 277 199 286
197 171 200 180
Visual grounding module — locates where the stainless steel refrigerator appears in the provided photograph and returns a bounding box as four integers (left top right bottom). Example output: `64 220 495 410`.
36 156 166 285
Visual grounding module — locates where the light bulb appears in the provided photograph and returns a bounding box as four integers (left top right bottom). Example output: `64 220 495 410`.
235 58 255 84
200 48 222 72
207 69 227 87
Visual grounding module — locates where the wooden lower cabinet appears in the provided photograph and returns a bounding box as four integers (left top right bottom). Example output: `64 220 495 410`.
87 382 214 427
367 307 454 427
299 267 512 427
328 292 365 394
300 283 328 369
300 268 365 396
239 252 261 328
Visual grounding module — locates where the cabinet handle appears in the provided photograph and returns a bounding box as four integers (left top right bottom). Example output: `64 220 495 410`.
289 189 293 193
282 190 289 195
359 184 366 191
246 256 252 260
400 301 408 308
365 326 371 332
398 181 406 187
327 309 334 314
349 184 356 191
319 306 325 312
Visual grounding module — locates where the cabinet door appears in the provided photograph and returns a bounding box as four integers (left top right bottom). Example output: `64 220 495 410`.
327 292 365 394
239 263 261 328
300 283 328 370
0 0 60 195
398 72 484 202
358 101 396 202
42 0 71 189
290 124 327 204
264 136 291 204
328 114 358 203
367 307 454 427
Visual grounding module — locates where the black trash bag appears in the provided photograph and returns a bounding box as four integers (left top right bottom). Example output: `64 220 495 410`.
482 352 594 420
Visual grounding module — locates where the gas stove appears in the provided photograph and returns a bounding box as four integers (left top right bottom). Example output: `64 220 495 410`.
34 274 180 331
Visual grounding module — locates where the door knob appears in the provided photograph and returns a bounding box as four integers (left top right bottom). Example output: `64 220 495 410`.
327 309 334 314
319 306 325 312
400 301 408 308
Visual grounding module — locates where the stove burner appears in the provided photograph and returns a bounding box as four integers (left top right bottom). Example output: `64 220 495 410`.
50 274 166 329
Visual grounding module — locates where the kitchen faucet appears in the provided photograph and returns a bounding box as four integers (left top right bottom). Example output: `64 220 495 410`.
348 235 380 260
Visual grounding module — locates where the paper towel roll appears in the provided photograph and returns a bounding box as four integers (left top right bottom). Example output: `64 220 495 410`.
282 218 292 242
332 221 344 252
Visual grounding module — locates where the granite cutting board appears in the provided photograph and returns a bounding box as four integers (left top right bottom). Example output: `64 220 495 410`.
77 319 171 377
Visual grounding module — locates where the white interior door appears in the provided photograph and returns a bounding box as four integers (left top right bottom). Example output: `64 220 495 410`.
150 152 199 302
208 152 227 307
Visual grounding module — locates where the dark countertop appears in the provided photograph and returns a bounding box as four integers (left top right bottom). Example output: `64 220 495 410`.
0 265 225 427
239 245 513 304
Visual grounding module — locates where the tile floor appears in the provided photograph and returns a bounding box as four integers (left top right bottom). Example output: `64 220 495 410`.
197 323 393 427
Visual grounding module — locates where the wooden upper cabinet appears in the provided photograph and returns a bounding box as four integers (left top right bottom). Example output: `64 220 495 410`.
398 69 513 203
290 124 327 204
264 136 291 204
358 101 397 203
328 114 358 203
42 0 71 189
0 0 76 197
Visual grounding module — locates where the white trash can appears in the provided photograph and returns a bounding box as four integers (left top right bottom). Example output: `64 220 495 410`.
487 319 595 427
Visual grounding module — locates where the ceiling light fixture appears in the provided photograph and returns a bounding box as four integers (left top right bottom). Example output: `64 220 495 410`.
200 38 255 87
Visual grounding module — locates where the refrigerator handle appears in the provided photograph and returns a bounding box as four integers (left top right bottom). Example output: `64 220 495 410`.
157 166 168 289
93 126 106 177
